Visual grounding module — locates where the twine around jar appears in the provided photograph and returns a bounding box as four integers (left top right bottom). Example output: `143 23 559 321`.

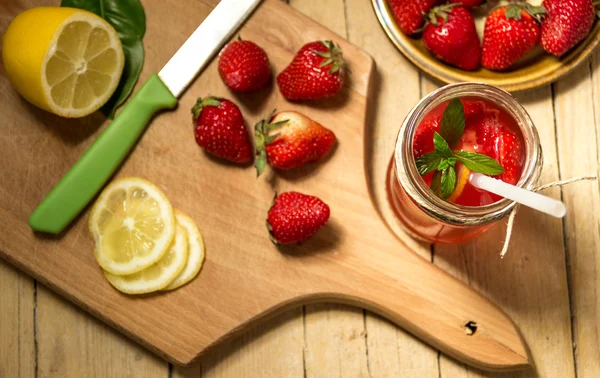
500 175 598 258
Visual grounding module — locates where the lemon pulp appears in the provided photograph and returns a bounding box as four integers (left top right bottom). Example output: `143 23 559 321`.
104 224 189 294
90 178 175 275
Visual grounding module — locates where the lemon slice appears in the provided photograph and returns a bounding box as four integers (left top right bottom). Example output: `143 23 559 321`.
104 224 189 294
2 7 124 118
89 177 175 275
163 210 205 291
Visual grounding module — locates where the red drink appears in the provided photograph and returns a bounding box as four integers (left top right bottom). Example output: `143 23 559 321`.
388 83 542 244
413 97 526 207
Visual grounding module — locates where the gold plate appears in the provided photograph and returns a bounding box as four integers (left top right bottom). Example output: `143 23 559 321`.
372 0 600 91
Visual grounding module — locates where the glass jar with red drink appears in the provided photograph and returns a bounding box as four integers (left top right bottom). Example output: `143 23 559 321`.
387 83 542 244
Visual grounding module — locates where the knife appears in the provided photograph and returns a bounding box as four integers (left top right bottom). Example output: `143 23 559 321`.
29 0 262 234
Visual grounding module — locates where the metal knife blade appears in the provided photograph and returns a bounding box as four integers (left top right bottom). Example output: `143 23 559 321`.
159 0 262 97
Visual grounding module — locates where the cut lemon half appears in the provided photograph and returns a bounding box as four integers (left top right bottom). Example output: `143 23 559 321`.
2 7 124 118
163 210 205 291
90 177 175 275
104 224 189 294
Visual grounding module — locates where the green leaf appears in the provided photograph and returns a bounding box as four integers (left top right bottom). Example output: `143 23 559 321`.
101 40 144 118
453 150 505 175
415 152 443 175
440 98 465 148
61 0 145 38
430 171 442 197
61 0 146 119
440 166 457 199
433 132 453 158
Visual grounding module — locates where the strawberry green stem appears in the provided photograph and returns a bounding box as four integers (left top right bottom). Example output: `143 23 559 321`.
191 96 221 121
312 40 348 75
254 110 289 177
425 3 460 26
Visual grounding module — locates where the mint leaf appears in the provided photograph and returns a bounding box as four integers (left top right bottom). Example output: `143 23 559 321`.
440 166 456 199
431 171 442 196
433 132 453 158
453 151 505 175
415 152 443 175
438 156 457 171
440 98 465 148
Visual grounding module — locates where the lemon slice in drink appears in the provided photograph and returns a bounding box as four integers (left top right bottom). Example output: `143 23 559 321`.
163 210 205 291
2 7 124 118
104 224 189 294
89 177 175 275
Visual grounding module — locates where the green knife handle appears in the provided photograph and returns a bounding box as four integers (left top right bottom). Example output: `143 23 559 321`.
29 74 177 234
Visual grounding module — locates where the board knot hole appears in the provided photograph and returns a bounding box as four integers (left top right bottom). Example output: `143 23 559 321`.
464 321 477 336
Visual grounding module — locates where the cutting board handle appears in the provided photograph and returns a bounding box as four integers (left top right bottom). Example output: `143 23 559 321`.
314 223 532 372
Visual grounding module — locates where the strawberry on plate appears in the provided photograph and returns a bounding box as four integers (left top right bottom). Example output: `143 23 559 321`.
541 0 595 56
255 111 336 176
423 4 481 71
267 191 330 245
218 37 271 92
277 40 346 100
448 0 484 9
388 0 437 35
192 97 253 163
482 3 546 71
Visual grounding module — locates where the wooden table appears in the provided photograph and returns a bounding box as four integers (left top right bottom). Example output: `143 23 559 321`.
1 0 599 377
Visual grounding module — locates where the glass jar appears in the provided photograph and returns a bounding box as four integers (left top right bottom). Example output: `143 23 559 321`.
387 83 543 244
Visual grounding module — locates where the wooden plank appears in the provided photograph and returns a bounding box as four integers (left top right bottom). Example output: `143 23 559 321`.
199 308 304 378
556 59 600 378
0 262 35 378
36 286 168 377
304 305 370 378
365 314 438 377
343 0 438 376
421 73 577 378
287 2 371 377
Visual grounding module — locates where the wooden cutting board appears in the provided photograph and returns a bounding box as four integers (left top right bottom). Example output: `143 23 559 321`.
0 0 531 371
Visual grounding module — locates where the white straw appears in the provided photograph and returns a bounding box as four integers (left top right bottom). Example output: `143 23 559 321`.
469 172 567 218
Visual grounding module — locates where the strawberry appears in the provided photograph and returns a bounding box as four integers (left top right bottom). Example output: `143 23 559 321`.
389 0 437 35
413 121 438 158
495 129 524 185
482 4 546 71
218 38 271 92
541 0 595 56
448 0 484 9
474 114 500 157
254 111 336 176
423 5 481 71
191 97 252 163
463 99 486 123
267 192 330 244
276 41 346 100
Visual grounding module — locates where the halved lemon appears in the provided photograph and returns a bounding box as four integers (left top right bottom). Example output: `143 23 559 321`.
104 224 189 294
2 7 124 118
89 177 175 275
163 210 205 291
